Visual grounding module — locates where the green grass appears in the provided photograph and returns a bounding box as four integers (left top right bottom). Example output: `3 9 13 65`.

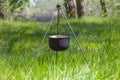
0 16 120 80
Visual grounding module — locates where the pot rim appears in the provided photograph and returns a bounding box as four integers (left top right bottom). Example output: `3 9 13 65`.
49 35 69 39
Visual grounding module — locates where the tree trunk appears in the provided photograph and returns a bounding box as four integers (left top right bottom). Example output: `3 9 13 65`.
64 0 77 17
100 0 107 16
76 0 84 17
0 10 4 18
0 1 4 18
64 0 70 16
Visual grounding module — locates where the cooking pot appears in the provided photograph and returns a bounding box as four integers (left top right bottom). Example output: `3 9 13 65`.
48 35 70 51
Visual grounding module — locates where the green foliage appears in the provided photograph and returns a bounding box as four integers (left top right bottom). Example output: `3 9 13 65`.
0 0 29 19
0 17 120 79
104 0 120 16
9 0 29 12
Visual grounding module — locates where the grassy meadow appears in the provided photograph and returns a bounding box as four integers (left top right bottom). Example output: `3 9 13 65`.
0 16 120 80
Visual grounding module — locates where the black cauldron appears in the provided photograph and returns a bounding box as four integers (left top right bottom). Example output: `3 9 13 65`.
48 35 70 51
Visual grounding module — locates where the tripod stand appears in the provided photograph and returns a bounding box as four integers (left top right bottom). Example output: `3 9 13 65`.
37 4 88 64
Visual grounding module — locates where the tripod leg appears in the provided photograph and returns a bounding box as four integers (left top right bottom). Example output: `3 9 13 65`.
40 15 55 49
60 7 89 63
34 15 55 60
55 51 58 65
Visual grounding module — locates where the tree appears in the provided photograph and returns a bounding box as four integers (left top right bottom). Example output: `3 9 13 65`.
76 0 84 17
64 0 77 17
0 0 29 18
9 0 29 12
0 0 4 18
0 10 4 18
100 0 107 16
